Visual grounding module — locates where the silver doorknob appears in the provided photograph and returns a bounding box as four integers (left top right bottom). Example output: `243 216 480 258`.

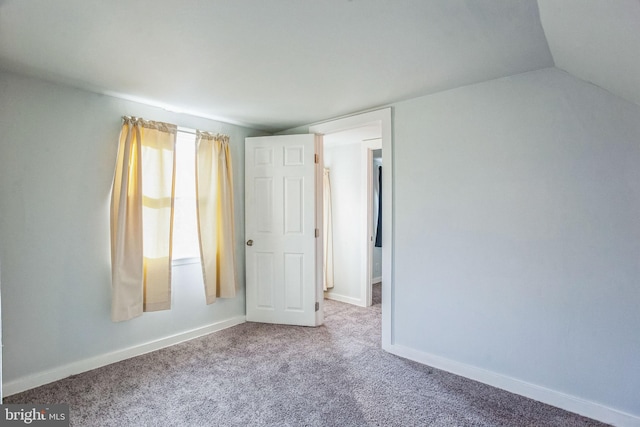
246 240 253 246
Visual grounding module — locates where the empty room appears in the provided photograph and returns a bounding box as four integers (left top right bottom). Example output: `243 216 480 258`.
0 1 639 426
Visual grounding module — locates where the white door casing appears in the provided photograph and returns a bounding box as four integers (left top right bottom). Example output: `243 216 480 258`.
245 134 323 326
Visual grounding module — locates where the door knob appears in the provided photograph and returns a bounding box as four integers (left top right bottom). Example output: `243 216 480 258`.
246 239 253 246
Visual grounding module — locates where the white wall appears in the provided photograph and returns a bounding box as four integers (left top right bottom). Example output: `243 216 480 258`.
391 68 640 421
0 71 265 392
323 143 364 304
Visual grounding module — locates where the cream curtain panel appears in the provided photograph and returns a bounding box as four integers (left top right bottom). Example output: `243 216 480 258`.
110 117 177 322
323 168 334 291
195 131 238 303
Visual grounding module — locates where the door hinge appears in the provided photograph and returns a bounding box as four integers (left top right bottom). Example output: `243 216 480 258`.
314 153 319 164
315 228 319 238
315 302 320 312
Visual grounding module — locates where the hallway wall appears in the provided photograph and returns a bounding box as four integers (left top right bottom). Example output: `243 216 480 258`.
324 142 365 305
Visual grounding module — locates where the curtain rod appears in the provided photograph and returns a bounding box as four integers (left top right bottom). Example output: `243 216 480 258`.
177 126 197 136
121 116 228 139
178 126 230 140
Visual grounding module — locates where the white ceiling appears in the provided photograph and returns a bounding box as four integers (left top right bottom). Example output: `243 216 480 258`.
538 0 640 108
0 1 637 132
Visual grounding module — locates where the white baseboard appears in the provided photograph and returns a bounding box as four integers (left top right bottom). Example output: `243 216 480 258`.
3 316 246 397
387 343 640 427
371 276 382 284
325 292 366 307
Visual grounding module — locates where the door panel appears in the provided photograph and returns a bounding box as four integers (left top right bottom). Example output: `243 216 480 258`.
256 252 275 309
245 134 322 326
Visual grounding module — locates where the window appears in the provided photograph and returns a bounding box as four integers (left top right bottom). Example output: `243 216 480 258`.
172 130 200 262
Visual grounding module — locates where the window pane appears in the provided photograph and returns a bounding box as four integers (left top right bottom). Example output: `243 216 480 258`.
172 131 200 260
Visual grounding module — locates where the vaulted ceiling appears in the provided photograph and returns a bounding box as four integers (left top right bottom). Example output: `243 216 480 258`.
0 0 638 132
538 0 640 108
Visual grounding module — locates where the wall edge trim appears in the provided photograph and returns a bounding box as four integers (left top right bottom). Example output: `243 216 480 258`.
3 316 247 397
386 343 640 427
324 292 366 307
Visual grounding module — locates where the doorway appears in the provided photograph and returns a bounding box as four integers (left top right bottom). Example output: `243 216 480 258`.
320 126 381 307
371 148 383 305
309 108 392 348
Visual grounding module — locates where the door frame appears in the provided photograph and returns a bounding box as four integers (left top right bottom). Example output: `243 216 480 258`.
309 108 392 349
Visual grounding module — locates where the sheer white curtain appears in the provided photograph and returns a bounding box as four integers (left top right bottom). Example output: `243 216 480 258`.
323 168 334 290
195 131 238 303
110 117 177 322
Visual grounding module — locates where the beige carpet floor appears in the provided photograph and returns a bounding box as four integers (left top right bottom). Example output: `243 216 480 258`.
5 283 607 426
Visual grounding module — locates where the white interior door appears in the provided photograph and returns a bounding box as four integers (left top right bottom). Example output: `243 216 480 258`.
245 134 323 326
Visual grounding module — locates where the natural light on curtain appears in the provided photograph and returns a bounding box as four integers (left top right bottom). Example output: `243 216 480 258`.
195 131 238 303
110 117 177 322
323 168 334 291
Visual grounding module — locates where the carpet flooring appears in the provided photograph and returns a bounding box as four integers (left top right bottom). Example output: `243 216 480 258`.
5 283 607 426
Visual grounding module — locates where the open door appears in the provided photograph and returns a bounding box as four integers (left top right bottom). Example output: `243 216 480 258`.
245 134 323 326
